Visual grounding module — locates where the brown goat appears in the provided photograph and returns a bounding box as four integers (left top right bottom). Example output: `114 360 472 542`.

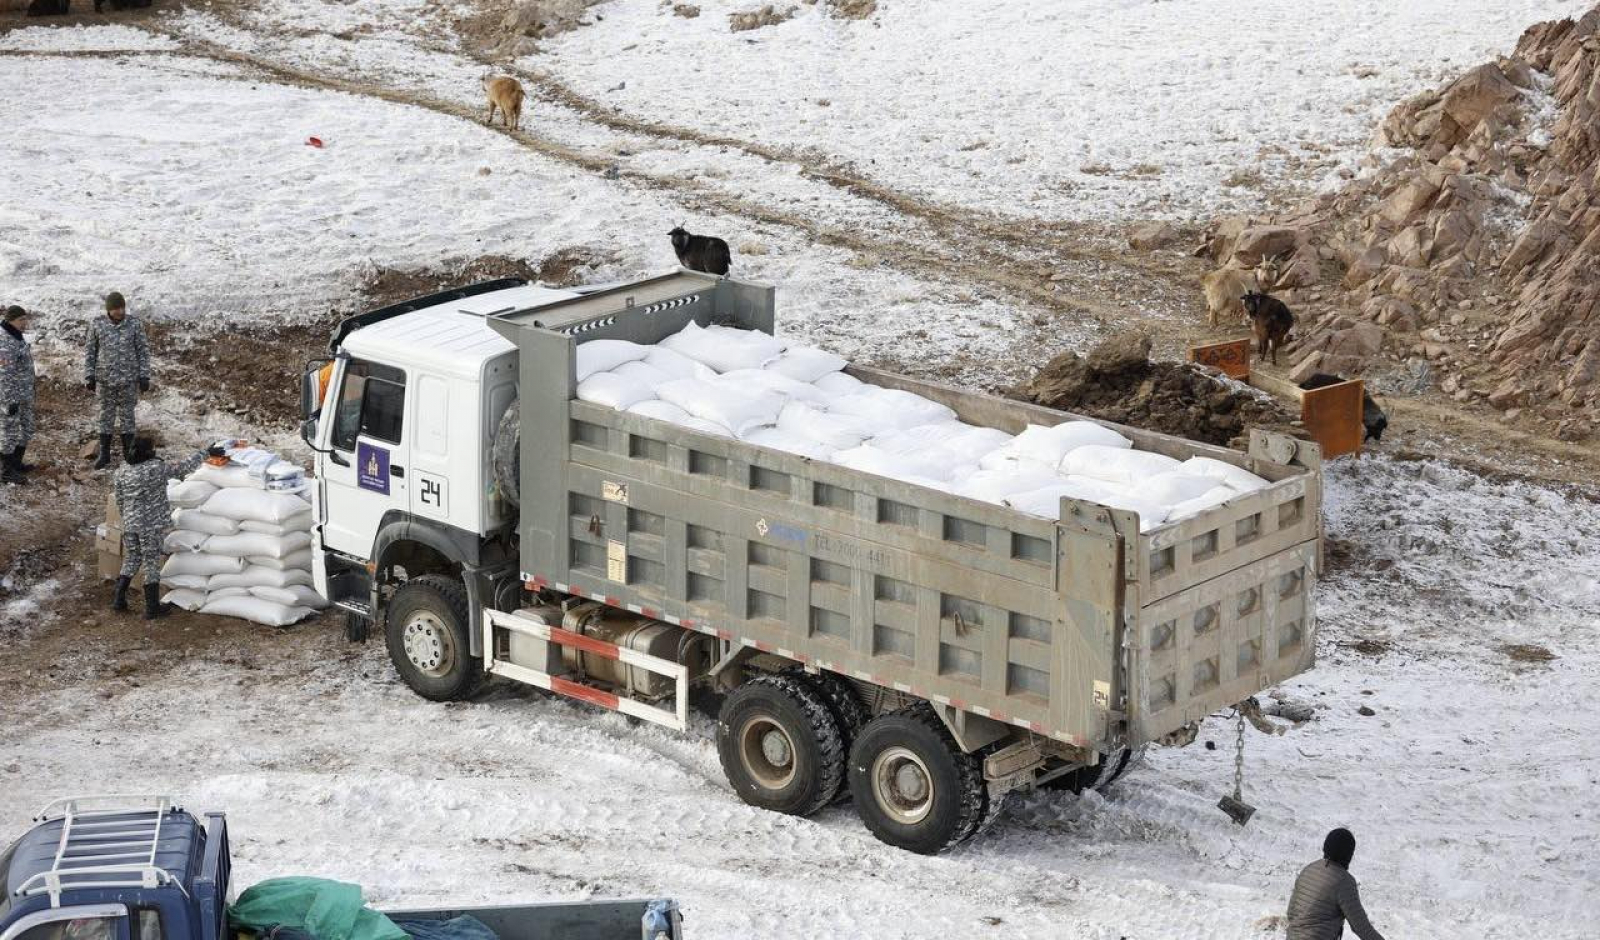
1200 267 1258 328
483 76 525 131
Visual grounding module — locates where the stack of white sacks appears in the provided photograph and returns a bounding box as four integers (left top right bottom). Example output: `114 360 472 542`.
158 444 328 626
576 322 1273 532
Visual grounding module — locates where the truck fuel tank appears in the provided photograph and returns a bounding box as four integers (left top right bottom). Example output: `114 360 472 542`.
560 603 713 700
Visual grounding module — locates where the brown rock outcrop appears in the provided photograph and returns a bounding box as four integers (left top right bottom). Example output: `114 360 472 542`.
1199 5 1600 421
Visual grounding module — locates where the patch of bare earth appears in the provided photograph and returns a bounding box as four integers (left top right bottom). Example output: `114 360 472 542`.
359 249 611 310
450 0 607 58
1503 643 1557 663
1343 638 1394 657
825 0 877 20
729 5 795 33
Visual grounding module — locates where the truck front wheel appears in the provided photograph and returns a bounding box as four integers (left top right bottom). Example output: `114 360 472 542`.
716 674 844 818
386 575 483 701
848 707 994 854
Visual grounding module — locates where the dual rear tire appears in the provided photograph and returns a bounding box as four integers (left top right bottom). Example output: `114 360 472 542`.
716 676 994 855
846 707 995 855
716 674 845 817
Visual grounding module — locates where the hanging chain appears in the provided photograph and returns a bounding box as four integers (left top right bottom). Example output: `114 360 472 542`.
1232 709 1247 801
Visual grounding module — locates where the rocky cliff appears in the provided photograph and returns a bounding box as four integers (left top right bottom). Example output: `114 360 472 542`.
1197 6 1600 438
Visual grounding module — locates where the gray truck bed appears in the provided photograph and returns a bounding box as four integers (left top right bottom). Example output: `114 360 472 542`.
491 272 1320 753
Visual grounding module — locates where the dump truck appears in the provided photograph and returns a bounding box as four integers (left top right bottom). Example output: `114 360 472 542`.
298 271 1322 854
0 797 682 940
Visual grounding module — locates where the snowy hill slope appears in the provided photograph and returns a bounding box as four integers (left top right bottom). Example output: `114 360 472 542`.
545 0 1595 219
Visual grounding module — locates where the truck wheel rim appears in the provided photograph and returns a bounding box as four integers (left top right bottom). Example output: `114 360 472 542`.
402 612 456 677
738 716 797 790
872 746 933 825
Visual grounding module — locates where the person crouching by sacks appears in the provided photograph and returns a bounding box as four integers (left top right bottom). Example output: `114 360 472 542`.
113 437 228 618
86 290 152 470
1 305 37 486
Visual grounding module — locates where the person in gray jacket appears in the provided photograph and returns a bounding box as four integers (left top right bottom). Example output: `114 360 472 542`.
1 305 36 485
85 290 152 470
1286 828 1388 940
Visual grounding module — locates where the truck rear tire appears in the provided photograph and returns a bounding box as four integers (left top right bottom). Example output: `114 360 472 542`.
784 669 866 803
716 674 844 818
848 706 992 855
386 575 483 702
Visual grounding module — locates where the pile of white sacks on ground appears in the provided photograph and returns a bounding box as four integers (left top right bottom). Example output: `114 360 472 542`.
158 444 328 626
577 322 1272 532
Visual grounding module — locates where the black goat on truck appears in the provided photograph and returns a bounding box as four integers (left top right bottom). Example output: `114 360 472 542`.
668 226 731 276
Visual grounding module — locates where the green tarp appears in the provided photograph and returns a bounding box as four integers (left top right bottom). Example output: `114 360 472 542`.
228 877 408 940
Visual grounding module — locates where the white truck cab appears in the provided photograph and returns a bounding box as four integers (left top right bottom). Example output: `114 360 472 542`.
301 279 579 658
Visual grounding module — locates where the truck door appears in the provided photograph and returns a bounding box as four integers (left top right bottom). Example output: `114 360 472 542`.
409 373 454 527
320 358 411 559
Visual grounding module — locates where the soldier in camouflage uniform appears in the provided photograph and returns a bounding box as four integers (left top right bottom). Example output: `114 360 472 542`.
1 306 37 486
85 291 152 470
113 438 226 618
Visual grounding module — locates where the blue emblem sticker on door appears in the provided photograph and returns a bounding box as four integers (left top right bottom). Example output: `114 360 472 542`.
357 442 390 495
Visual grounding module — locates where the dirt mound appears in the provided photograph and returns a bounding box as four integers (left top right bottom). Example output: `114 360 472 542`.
360 250 609 310
730 5 795 32
1196 5 1600 431
826 0 878 20
1009 334 1297 447
454 0 605 57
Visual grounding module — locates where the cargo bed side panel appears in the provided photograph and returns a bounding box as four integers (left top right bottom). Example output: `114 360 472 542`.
552 403 1103 747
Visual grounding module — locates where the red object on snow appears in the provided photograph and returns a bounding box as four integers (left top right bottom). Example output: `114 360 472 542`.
307 137 324 148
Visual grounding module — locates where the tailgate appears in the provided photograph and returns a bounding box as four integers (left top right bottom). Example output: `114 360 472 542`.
1126 540 1317 744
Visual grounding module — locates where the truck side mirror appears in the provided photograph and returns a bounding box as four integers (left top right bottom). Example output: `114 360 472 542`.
300 370 321 421
300 416 319 447
301 358 333 421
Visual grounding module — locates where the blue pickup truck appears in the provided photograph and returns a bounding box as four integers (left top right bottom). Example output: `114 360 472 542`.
0 798 680 940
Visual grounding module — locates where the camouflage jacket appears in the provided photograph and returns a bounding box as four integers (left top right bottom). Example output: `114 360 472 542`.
114 452 206 533
85 315 151 386
1 324 35 406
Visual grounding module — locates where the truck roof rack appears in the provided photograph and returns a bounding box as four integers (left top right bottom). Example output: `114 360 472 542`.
16 796 189 907
487 270 740 340
328 278 529 352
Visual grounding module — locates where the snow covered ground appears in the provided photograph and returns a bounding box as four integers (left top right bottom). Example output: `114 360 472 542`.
543 0 1596 220
0 23 176 52
3 457 1597 939
0 47 1068 379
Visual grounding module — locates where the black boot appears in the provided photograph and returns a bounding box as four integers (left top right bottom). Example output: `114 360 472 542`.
120 433 136 462
143 583 168 620
1 451 24 485
112 576 131 611
92 434 113 470
14 443 36 473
